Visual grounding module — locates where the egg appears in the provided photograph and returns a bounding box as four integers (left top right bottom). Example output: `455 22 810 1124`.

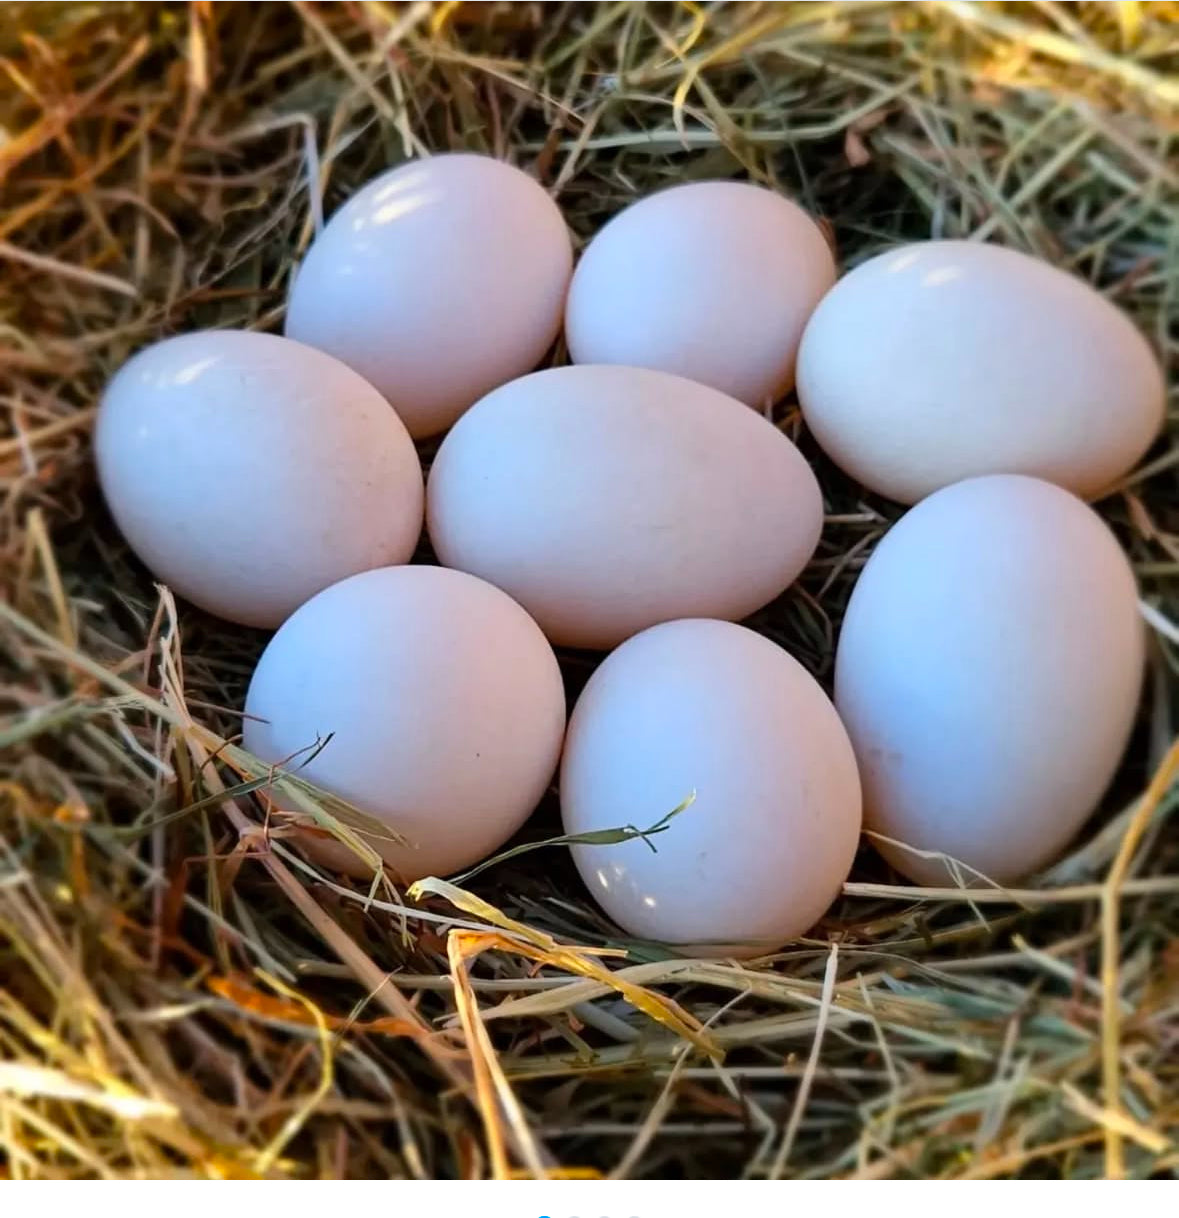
426 365 824 650
834 475 1144 886
565 181 836 407
95 330 423 628
243 566 566 882
797 240 1165 504
284 153 573 438
561 619 862 956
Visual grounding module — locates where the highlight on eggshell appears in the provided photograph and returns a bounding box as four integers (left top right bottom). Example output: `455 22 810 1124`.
284 152 573 439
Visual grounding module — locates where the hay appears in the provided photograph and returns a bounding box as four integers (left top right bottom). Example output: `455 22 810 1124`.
1 0 1177 1181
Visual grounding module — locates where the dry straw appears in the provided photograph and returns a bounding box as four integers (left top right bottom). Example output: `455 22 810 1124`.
1 0 1177 1181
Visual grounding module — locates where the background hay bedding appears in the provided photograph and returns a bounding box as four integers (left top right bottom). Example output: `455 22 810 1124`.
0 0 1177 1181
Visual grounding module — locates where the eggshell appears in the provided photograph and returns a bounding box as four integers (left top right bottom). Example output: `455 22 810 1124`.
561 619 862 956
95 330 424 628
834 475 1144 886
797 240 1165 504
243 566 566 882
427 365 824 650
284 153 573 438
565 181 836 407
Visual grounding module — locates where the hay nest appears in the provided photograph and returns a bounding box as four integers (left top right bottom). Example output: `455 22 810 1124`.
1 1 1177 1181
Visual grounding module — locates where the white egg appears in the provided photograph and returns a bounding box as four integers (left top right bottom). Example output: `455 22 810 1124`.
835 475 1144 885
562 619 862 956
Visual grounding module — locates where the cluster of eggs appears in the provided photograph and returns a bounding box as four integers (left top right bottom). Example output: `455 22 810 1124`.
96 153 1165 956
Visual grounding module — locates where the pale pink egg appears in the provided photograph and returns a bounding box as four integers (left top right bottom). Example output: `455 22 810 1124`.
427 365 824 650
95 330 423 628
565 181 835 407
798 241 1165 504
285 153 573 438
244 566 566 883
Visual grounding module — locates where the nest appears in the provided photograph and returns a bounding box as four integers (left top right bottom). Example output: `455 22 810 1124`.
1 0 1177 1181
